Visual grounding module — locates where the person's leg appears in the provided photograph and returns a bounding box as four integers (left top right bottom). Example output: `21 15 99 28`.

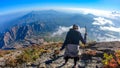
57 57 69 68
64 56 69 64
73 57 79 67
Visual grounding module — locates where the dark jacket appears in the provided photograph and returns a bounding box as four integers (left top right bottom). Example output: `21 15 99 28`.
60 29 86 50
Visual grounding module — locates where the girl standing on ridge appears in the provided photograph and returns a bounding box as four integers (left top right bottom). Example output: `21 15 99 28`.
60 24 87 68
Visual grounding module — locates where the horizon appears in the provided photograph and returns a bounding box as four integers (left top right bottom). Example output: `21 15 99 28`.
0 0 120 15
0 7 120 16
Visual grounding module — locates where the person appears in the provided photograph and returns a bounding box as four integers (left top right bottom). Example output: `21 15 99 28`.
60 24 86 68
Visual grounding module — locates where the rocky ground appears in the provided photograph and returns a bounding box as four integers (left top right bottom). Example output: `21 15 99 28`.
0 41 120 68
38 41 120 68
39 47 103 68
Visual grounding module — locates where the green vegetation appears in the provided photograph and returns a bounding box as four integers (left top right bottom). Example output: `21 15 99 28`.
2 42 62 67
102 53 113 65
102 50 120 68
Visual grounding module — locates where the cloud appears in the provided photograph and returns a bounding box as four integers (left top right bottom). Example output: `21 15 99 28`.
92 17 114 26
52 26 72 36
58 7 120 19
105 34 116 38
100 26 120 33
94 33 120 42
92 17 120 33
92 31 120 42
52 26 86 36
97 36 120 42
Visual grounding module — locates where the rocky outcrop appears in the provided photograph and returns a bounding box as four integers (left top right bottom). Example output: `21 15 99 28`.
4 32 13 47
15 26 28 40
0 22 54 48
1 25 29 48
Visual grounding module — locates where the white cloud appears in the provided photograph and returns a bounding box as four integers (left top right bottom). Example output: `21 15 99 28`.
78 27 86 34
92 32 120 42
105 34 116 38
97 36 120 42
100 26 120 33
92 17 114 26
52 26 72 36
52 26 86 36
58 7 120 19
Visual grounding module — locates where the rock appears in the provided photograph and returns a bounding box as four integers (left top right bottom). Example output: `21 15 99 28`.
39 63 46 68
4 32 13 47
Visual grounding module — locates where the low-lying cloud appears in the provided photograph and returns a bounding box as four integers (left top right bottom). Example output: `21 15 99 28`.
97 34 120 42
52 26 72 36
59 8 120 19
100 26 120 33
92 17 120 33
105 34 117 38
92 17 114 26
97 36 120 42
52 26 86 36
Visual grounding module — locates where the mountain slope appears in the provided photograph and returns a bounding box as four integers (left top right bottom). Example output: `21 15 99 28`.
0 10 120 48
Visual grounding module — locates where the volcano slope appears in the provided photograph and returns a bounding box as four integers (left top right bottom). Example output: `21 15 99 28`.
38 41 120 68
0 41 120 68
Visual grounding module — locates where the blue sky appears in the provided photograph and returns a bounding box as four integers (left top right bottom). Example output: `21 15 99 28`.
0 0 120 15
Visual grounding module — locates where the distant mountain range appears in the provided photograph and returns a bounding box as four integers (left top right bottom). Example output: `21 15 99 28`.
0 10 120 49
